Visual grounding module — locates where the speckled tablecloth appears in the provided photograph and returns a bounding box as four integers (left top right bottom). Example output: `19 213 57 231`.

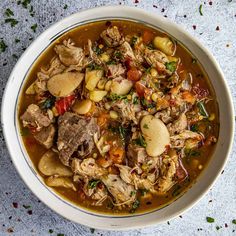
0 0 236 235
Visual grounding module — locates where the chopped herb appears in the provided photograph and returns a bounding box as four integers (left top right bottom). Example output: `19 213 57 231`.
108 125 128 141
12 54 18 59
190 124 198 132
165 61 177 72
21 0 31 8
57 234 64 236
216 226 222 230
93 45 103 55
113 51 123 60
130 190 136 197
140 98 155 109
147 43 154 50
106 60 116 65
140 189 148 196
192 58 197 64
197 101 209 118
143 123 149 129
15 38 20 43
31 24 37 32
172 185 181 197
133 96 139 105
87 63 103 70
185 149 200 157
41 97 55 109
206 216 215 223
199 4 203 16
48 229 53 234
88 179 100 189
232 219 236 224
130 36 138 47
133 135 147 148
107 93 127 101
63 4 68 9
0 39 7 53
5 8 14 17
5 18 19 27
130 200 140 213
90 228 95 234
23 204 31 209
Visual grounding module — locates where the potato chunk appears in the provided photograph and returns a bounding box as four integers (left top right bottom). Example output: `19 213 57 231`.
72 99 92 115
85 70 103 91
153 36 175 56
47 72 84 97
38 150 73 176
45 176 76 191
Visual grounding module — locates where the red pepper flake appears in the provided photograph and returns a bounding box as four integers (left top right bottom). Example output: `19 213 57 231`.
27 210 33 215
161 8 165 12
7 228 14 233
12 202 18 208
193 25 196 30
225 223 228 228
153 5 158 8
134 0 139 3
209 199 212 203
216 26 220 31
8 216 12 220
209 1 212 5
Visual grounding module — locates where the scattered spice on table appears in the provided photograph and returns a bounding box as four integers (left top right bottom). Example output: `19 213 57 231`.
206 216 215 223
12 202 18 208
216 26 220 31
209 199 212 203
63 4 68 9
134 0 139 3
161 8 165 12
31 24 37 32
5 8 14 17
90 228 95 233
27 210 33 215
153 5 158 8
167 221 170 225
5 18 19 27
7 228 14 233
232 219 236 224
0 39 7 53
23 204 31 209
57 234 65 236
193 25 196 30
199 4 203 16
216 225 222 230
49 229 53 234
225 223 228 228
209 1 212 5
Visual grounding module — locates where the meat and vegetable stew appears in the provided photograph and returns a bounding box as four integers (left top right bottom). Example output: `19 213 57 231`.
18 20 219 214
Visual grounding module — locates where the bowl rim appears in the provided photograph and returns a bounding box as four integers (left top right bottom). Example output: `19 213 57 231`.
1 5 235 230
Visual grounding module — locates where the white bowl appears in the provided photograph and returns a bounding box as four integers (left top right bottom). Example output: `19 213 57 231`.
1 6 234 230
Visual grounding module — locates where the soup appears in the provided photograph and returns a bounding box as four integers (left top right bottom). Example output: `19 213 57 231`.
18 20 219 214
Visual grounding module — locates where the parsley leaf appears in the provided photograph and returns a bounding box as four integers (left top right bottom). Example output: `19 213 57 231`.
129 200 140 213
133 135 147 148
206 217 215 223
5 18 19 27
88 179 100 189
143 123 149 129
63 4 68 9
197 101 209 118
165 61 177 72
5 8 14 17
199 4 203 16
0 39 7 53
31 24 37 32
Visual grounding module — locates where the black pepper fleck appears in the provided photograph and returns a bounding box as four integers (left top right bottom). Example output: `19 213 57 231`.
216 26 220 31
193 25 196 30
12 202 18 208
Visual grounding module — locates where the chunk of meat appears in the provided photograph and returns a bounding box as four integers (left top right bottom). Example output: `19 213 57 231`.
167 113 188 135
119 41 136 60
34 124 55 149
101 174 135 205
92 185 108 206
155 108 172 124
100 26 124 47
156 154 178 193
107 64 125 78
127 144 147 167
88 39 102 65
144 48 170 74
77 139 95 158
57 112 98 165
71 158 107 178
54 39 84 66
21 104 51 131
170 130 203 148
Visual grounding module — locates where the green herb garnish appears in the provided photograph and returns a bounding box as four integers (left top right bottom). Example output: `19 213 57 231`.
57 234 64 236
5 18 19 27
93 45 103 55
199 4 203 16
113 51 123 60
48 229 53 234
172 185 181 197
140 189 148 196
232 219 236 224
197 101 209 118
190 124 198 132
130 200 140 213
21 0 31 8
87 63 103 70
106 60 116 65
90 228 95 234
140 98 155 109
133 96 139 105
5 8 14 17
23 204 31 209
133 135 147 148
41 97 55 109
15 38 20 43
185 149 200 157
192 58 197 64
216 226 222 230
130 190 136 197
107 93 127 101
206 217 215 223
143 123 149 129
108 125 128 141
31 24 37 32
0 39 7 53
165 61 177 72
63 4 68 9
88 179 100 189
130 36 138 47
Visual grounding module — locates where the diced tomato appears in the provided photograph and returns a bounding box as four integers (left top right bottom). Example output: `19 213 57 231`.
109 147 124 164
127 67 142 81
97 113 110 127
142 30 155 44
124 57 133 70
55 95 75 115
135 81 152 100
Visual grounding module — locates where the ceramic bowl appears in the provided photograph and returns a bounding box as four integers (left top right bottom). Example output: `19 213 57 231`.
1 6 234 230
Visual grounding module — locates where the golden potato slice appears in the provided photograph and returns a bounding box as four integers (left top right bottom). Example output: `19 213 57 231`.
85 70 103 91
47 72 84 97
89 90 107 102
72 99 92 115
45 176 76 191
153 36 175 56
38 150 73 176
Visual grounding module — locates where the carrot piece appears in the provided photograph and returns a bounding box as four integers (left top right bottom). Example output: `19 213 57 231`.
97 113 110 127
142 30 155 44
109 147 124 164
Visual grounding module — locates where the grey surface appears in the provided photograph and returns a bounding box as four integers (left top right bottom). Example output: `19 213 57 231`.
0 0 236 235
